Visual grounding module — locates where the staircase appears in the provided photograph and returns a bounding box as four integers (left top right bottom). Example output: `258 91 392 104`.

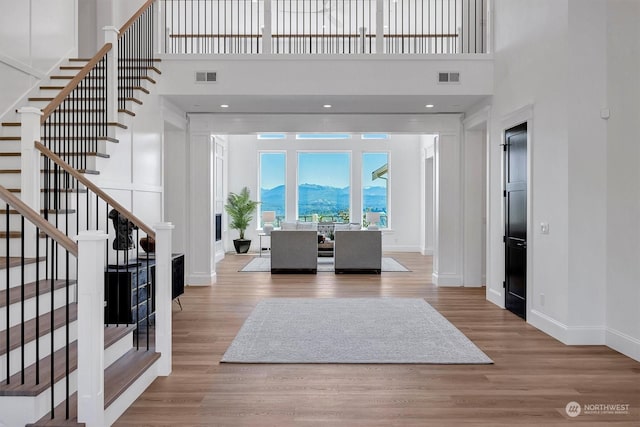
0 1 171 426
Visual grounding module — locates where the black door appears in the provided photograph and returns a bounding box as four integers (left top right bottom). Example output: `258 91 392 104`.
504 123 527 319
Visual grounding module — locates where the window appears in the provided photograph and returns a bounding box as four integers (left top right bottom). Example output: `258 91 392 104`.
297 152 351 222
259 152 286 227
362 152 388 227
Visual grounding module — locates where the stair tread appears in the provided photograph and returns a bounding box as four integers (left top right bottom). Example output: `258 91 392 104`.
0 209 78 215
0 256 44 270
104 349 160 408
0 152 20 157
1 122 20 127
5 188 89 194
122 97 143 105
0 279 76 308
28 346 155 426
0 303 78 358
118 108 135 117
0 136 20 141
0 324 135 397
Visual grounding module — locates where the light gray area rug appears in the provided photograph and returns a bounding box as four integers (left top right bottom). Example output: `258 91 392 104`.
221 298 493 364
239 257 410 272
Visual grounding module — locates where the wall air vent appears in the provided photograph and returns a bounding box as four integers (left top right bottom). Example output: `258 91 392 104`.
195 71 217 83
438 72 461 84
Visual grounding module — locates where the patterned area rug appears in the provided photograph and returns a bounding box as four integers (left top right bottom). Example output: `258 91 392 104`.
239 256 410 272
221 298 493 364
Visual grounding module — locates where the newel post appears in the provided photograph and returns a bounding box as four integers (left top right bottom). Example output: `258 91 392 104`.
75 231 108 427
19 106 42 256
103 26 119 124
19 107 42 213
154 222 174 376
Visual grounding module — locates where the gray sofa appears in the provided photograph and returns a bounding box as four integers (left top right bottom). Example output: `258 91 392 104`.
334 230 382 274
270 230 318 273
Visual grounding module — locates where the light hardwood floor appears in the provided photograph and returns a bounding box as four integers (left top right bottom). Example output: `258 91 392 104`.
115 253 640 426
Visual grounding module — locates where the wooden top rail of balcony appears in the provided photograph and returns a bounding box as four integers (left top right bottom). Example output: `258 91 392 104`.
168 33 458 40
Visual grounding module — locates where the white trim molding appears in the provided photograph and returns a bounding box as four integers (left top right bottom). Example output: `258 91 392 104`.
606 328 640 362
432 272 463 287
187 272 217 286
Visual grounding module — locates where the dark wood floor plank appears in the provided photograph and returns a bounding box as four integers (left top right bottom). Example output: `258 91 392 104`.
110 253 640 426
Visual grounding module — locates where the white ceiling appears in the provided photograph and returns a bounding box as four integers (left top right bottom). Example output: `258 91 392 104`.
164 94 489 115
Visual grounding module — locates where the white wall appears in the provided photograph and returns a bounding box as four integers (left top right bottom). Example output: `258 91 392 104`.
89 93 165 264
490 0 570 327
605 0 640 361
491 0 639 360
420 135 436 255
0 0 78 119
225 134 424 253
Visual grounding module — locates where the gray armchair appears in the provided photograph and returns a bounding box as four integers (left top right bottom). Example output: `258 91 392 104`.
334 230 382 274
270 230 318 273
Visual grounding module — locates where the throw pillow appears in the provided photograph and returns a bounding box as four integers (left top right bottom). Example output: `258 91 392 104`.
297 221 318 231
281 221 297 230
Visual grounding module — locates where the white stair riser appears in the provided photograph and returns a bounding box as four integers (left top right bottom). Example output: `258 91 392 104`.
0 156 21 169
0 211 78 235
0 284 77 329
0 369 78 426
0 320 78 383
104 330 134 369
0 261 76 289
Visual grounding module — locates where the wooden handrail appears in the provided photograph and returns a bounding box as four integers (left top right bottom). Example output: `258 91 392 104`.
0 185 78 256
35 142 156 238
168 33 459 39
41 43 112 124
119 0 155 37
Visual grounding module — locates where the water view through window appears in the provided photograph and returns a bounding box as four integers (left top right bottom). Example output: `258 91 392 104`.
259 152 286 226
297 152 351 222
363 152 389 227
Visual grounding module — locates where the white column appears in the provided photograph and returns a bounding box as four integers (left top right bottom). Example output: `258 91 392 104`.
433 131 464 286
75 231 108 427
376 0 384 54
154 223 174 376
103 26 119 124
187 130 216 285
263 0 272 54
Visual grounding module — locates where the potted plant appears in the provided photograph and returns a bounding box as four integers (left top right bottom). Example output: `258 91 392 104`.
225 186 260 254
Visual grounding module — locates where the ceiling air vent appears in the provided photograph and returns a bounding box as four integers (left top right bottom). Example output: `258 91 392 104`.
195 71 217 83
438 72 461 84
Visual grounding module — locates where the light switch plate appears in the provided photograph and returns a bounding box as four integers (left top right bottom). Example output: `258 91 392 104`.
540 222 549 234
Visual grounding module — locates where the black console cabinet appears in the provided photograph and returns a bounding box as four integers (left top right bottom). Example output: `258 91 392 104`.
104 253 185 325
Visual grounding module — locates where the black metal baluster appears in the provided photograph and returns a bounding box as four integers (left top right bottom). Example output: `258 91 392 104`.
20 217 24 384
65 248 69 419
4 205 9 384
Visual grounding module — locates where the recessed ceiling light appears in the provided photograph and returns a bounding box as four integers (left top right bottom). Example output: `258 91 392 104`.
296 133 351 140
323 104 332 108
220 104 229 108
425 104 435 108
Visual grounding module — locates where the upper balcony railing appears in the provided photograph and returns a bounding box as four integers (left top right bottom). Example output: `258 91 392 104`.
159 0 488 55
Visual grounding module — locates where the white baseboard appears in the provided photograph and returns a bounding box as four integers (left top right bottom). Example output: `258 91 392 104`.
606 327 640 362
187 272 216 286
215 250 225 263
432 272 463 286
421 248 433 256
529 310 607 345
486 287 504 308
